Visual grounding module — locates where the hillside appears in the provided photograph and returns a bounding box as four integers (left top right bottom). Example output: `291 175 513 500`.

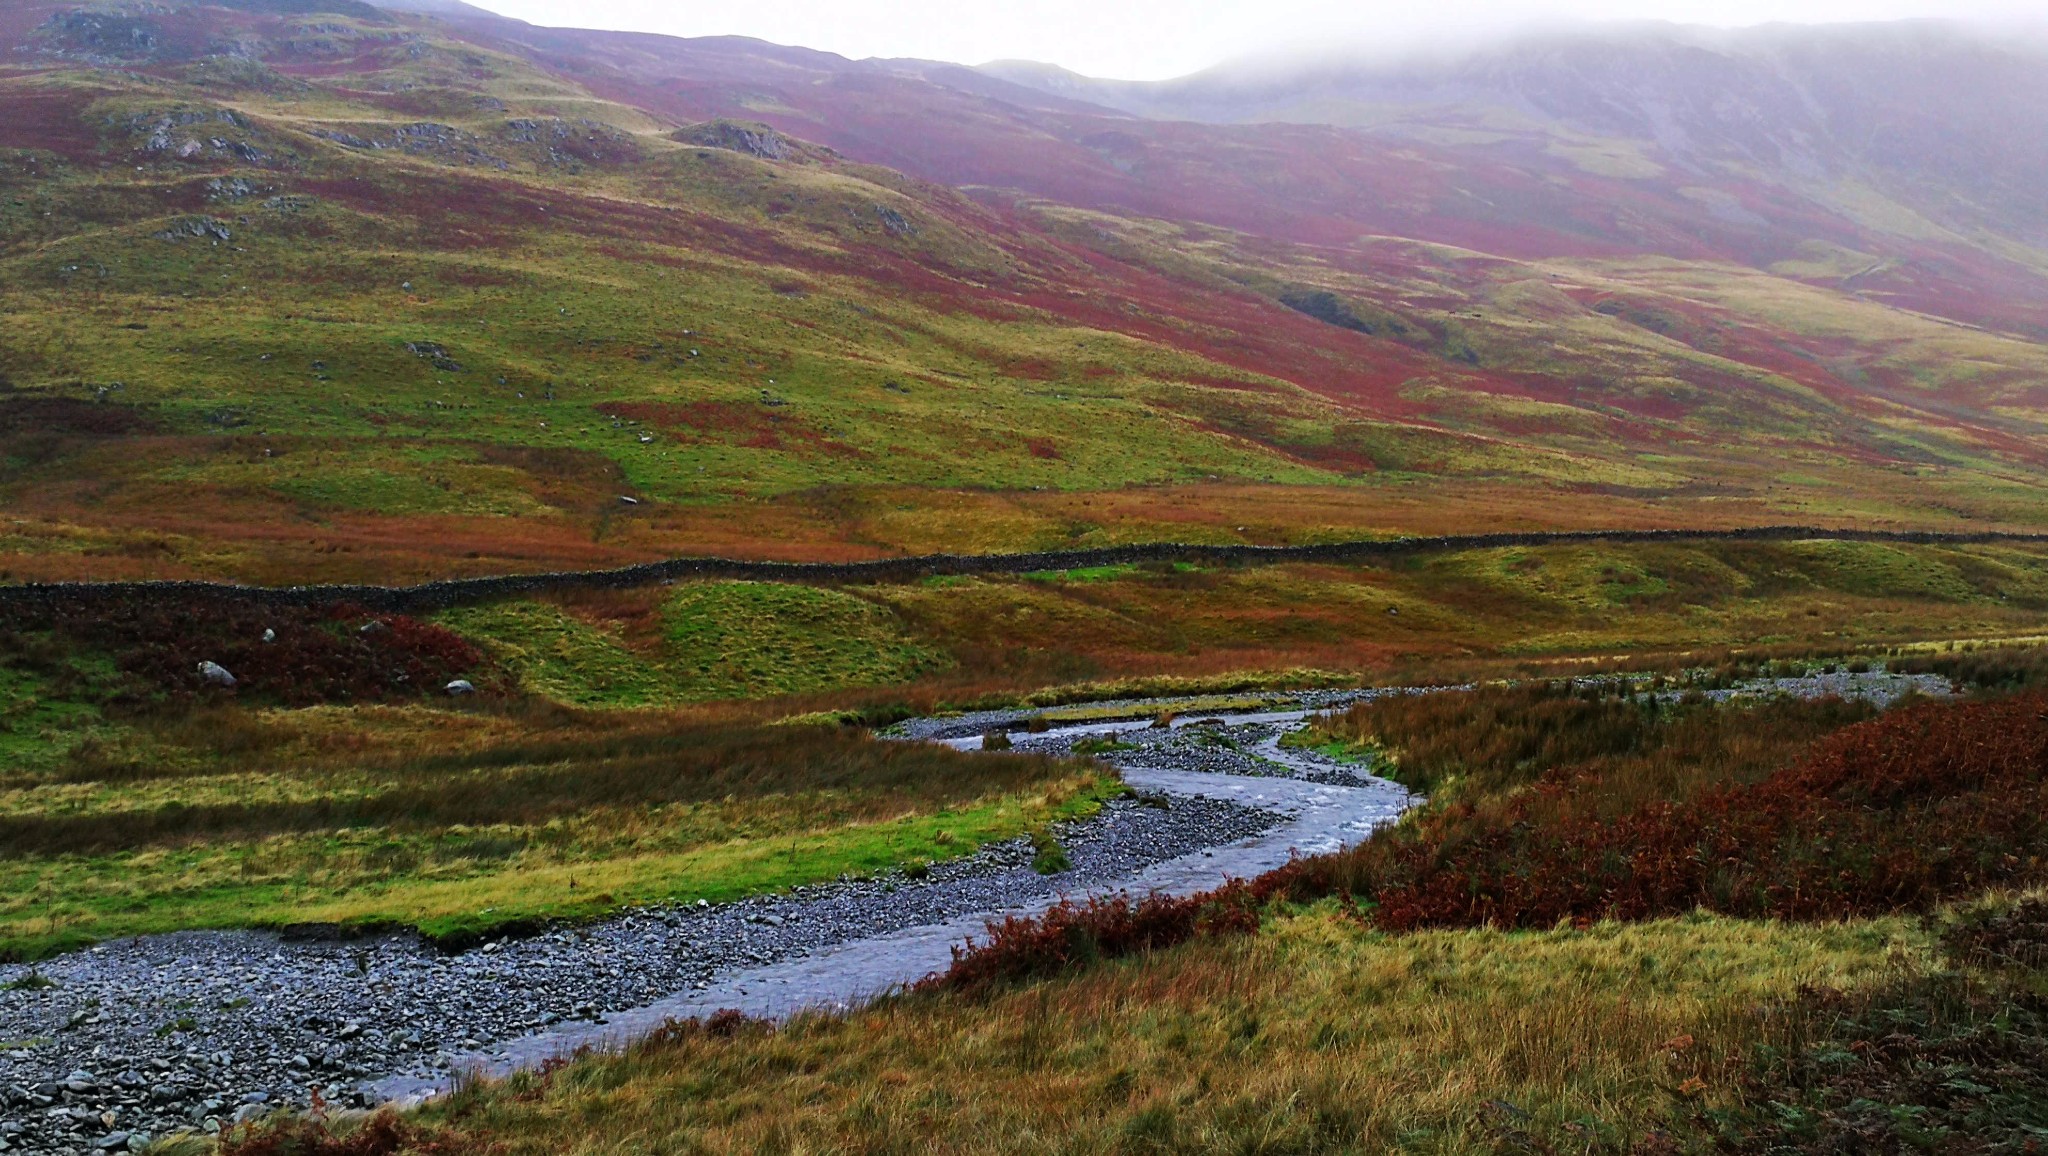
5 12 2048 1152
3 3 2048 585
982 21 2048 254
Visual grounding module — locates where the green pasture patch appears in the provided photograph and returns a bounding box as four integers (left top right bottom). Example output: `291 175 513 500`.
1933 546 2048 608
1023 564 1141 583
1278 733 1384 770
1437 546 1679 611
264 460 541 517
0 774 1120 961
1780 540 1978 602
437 602 680 707
0 662 112 773
662 582 948 700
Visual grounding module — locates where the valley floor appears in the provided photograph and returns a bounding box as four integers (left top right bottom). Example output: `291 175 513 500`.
5 665 2027 1153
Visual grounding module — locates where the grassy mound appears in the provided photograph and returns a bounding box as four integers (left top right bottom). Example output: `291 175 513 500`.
661 582 948 700
435 601 680 707
438 583 947 706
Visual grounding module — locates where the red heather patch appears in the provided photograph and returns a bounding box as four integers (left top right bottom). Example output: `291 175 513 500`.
1350 694 2048 931
0 595 492 709
925 883 1263 992
930 693 2048 989
0 88 101 160
0 397 159 437
1000 357 1059 381
984 246 1456 420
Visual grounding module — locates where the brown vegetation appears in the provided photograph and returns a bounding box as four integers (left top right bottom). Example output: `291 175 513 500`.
933 687 2048 985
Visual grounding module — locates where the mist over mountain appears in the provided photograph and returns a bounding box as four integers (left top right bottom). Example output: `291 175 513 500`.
982 21 2048 245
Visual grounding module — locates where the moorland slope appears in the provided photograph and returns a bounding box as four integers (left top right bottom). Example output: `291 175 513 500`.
3 3 2048 586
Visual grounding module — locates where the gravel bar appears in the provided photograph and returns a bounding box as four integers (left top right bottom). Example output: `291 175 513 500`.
0 791 1277 1152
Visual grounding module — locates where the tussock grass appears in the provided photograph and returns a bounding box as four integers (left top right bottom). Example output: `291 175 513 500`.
0 704 1111 958
0 719 1063 856
396 910 1925 1154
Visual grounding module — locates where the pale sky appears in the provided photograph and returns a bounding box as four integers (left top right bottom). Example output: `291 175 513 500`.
479 0 2048 80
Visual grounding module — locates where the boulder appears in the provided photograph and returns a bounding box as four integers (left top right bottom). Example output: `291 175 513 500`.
195 661 236 688
445 680 476 696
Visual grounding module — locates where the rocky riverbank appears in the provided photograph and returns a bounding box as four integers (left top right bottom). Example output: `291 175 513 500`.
0 789 1278 1153
3 668 1931 1152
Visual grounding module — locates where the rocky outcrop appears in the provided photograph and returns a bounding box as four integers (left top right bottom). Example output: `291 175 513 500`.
153 217 233 243
674 120 794 160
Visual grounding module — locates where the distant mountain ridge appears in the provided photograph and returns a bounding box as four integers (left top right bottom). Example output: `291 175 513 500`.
980 22 2048 246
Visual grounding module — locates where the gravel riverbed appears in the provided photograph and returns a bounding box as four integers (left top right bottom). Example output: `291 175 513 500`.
0 789 1276 1153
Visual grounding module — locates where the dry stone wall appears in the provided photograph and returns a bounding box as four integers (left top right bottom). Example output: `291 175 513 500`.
1 527 2042 614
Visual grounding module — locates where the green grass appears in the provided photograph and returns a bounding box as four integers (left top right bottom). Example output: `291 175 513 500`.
0 705 1117 959
0 661 114 774
1779 539 1980 601
0 776 1119 958
436 601 682 707
662 582 949 700
439 584 949 706
1023 564 1142 583
1279 732 1385 770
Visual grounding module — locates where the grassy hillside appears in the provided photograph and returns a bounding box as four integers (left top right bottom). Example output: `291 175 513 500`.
2 3 2048 589
420 538 2048 706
